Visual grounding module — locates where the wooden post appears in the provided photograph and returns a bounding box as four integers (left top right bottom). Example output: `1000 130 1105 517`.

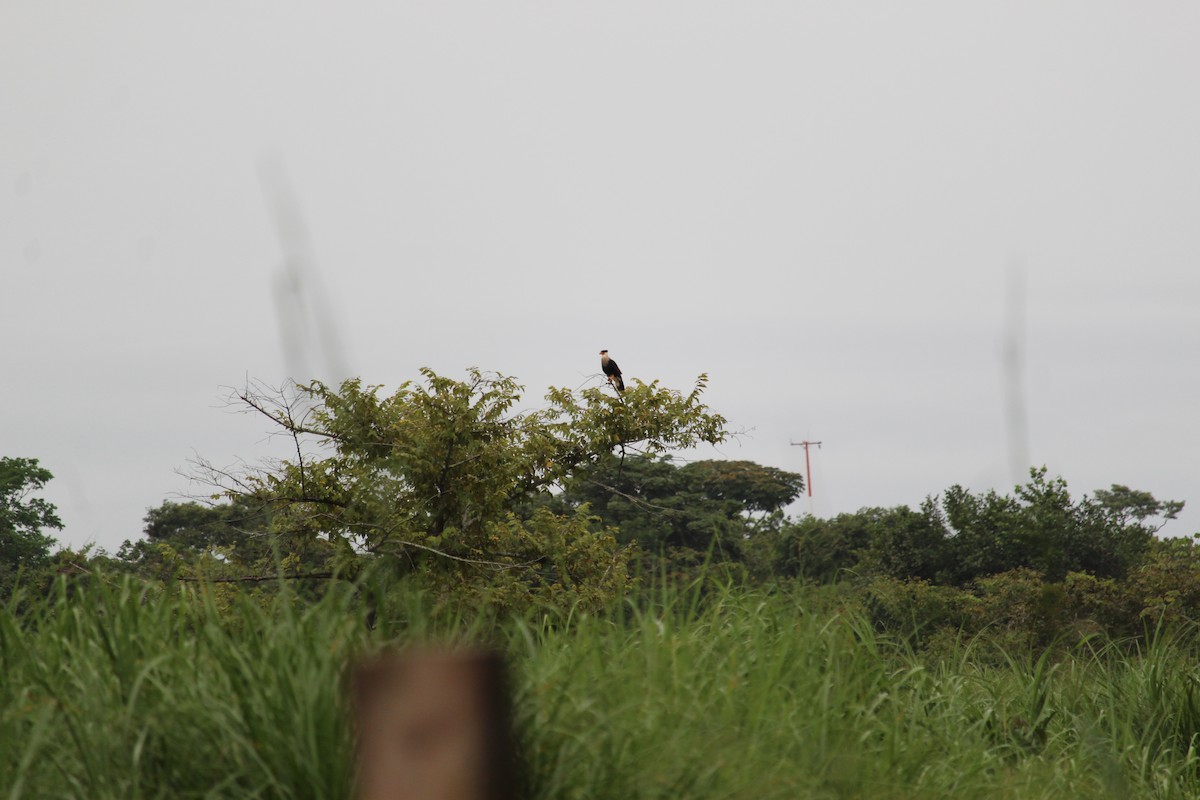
352 649 519 800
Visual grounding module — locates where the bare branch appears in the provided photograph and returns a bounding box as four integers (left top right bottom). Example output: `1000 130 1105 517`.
581 477 686 517
377 539 540 571
179 572 335 584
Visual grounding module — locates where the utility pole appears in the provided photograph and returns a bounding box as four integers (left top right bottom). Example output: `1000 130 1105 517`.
789 440 822 497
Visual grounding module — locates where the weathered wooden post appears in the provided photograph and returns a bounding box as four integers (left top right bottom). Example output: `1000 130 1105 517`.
352 649 519 800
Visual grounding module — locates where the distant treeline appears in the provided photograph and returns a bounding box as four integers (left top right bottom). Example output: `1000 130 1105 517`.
3 371 1193 652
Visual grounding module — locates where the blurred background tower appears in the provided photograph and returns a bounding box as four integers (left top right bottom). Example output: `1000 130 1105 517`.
258 155 352 385
1003 261 1030 487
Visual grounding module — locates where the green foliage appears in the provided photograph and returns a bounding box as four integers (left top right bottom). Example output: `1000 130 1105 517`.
774 506 949 584
942 468 1160 584
1094 484 1184 532
860 575 978 641
771 468 1178 591
972 568 1072 652
203 370 727 608
772 511 871 582
9 575 1200 798
112 497 300 582
0 457 62 598
1062 570 1140 640
549 454 802 575
758 469 1188 651
861 500 953 581
1 574 359 799
1128 535 1200 627
142 497 269 551
676 459 804 513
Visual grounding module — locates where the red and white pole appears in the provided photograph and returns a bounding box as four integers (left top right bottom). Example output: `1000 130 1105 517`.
790 440 822 498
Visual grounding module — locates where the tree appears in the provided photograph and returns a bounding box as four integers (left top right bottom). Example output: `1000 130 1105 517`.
559 455 805 544
550 455 803 573
678 460 804 516
0 457 62 597
770 470 1180 587
858 501 952 582
772 511 875 583
940 468 1173 584
112 496 318 583
1093 484 1184 534
771 506 947 584
193 369 728 608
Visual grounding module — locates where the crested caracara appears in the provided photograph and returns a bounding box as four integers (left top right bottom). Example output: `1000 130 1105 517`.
599 350 625 392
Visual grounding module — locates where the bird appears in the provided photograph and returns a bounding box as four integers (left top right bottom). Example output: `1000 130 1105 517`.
599 350 625 392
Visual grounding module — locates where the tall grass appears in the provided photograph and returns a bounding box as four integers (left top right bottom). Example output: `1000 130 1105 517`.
3 574 1200 799
0 579 360 799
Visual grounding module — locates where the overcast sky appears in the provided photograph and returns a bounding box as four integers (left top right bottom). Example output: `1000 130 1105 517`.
4 3 1198 552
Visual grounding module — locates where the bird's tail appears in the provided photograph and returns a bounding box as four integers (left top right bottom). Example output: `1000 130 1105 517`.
616 376 625 392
